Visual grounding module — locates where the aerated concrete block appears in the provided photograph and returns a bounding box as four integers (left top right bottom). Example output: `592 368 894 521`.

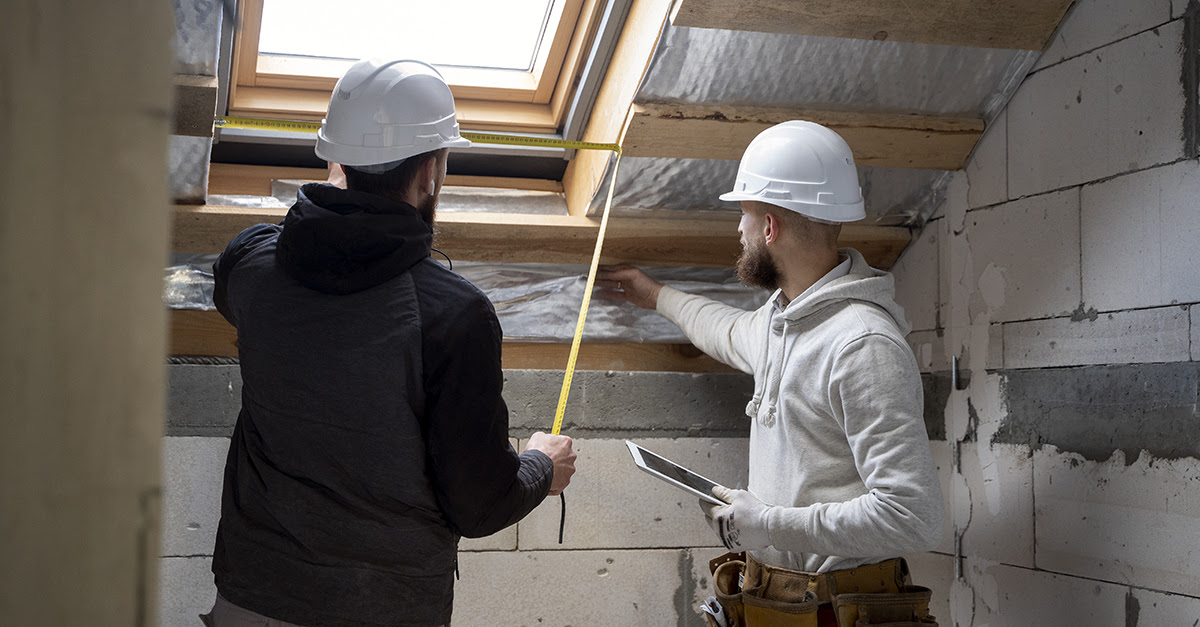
906 330 947 374
1003 306 1191 368
502 370 584 433
965 110 1008 209
963 189 1081 323
959 443 1034 568
159 556 216 627
1034 447 1200 597
167 365 241 437
455 549 706 626
902 552 953 626
1008 22 1185 197
518 438 748 550
1135 587 1200 625
928 441 954 555
1082 160 1200 311
1032 0 1175 72
579 371 753 436
892 221 939 333
966 560 1128 626
161 437 228 557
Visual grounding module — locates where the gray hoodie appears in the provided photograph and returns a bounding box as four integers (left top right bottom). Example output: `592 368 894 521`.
657 248 943 573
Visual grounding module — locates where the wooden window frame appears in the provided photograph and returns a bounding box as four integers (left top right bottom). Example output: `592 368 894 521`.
228 0 604 133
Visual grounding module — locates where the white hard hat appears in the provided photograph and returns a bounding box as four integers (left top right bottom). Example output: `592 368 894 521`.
719 121 865 223
315 59 471 171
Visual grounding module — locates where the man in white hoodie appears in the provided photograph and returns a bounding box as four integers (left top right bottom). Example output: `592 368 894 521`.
598 121 943 627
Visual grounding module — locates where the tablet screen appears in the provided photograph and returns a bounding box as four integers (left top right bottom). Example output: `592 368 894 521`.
639 447 719 496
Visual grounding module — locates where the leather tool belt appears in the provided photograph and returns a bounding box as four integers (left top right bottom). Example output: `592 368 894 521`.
705 552 938 627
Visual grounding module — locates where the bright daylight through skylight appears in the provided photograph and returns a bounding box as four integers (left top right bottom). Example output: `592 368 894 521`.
259 0 555 71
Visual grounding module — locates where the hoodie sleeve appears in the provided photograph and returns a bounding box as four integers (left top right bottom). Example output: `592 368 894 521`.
422 292 553 538
656 286 769 375
764 333 945 558
212 223 281 326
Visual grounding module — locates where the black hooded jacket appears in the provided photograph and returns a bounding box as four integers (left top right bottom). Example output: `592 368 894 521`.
211 184 553 626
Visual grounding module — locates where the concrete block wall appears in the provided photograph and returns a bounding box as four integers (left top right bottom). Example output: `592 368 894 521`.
890 0 1200 623
160 365 759 625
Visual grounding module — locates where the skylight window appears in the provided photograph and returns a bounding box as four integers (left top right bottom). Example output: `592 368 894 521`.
226 0 601 133
258 0 555 72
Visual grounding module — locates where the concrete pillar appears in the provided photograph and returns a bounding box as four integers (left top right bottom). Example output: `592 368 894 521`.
1 1 173 624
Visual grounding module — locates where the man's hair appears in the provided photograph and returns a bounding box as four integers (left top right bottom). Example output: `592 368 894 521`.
343 148 448 203
752 202 842 249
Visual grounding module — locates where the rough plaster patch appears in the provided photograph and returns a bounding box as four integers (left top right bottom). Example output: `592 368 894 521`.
1034 446 1200 597
996 362 1200 462
977 263 1007 316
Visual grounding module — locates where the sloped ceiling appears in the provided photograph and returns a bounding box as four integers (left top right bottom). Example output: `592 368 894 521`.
175 0 1078 270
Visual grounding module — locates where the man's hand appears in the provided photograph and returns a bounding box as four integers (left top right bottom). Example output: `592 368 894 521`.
525 432 577 496
700 486 772 551
596 265 663 310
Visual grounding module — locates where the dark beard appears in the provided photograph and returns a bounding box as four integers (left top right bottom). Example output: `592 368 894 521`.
417 190 439 227
736 239 780 291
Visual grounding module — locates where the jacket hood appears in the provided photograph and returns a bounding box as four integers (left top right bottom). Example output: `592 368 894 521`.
779 248 911 335
277 183 433 294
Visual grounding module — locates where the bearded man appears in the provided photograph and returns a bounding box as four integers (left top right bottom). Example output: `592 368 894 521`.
597 121 943 627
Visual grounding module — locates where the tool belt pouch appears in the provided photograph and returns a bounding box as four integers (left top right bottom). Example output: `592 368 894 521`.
712 555 747 626
834 585 937 627
741 586 819 627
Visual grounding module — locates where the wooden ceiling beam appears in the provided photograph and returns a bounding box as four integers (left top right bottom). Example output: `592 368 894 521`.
173 204 910 268
624 102 984 170
172 74 218 137
169 309 735 372
670 0 1076 51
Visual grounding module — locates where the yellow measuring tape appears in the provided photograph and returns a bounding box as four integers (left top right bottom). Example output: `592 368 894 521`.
215 115 620 436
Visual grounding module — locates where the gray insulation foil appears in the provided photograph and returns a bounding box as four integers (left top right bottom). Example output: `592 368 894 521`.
589 24 1038 227
641 25 1039 118
173 0 222 76
165 260 768 343
593 157 953 227
169 135 212 204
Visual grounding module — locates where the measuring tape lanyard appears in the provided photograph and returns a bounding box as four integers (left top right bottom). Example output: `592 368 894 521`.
215 116 618 437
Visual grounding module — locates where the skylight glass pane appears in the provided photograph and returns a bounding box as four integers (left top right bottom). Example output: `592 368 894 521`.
259 0 554 71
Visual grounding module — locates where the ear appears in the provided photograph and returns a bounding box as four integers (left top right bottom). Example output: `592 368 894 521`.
420 156 438 194
763 211 781 246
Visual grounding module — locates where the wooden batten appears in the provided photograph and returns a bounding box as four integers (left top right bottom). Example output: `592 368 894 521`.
170 309 734 372
624 103 984 170
174 203 909 268
172 74 218 137
670 0 1077 51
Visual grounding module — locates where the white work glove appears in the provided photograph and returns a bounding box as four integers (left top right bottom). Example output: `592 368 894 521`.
699 486 772 552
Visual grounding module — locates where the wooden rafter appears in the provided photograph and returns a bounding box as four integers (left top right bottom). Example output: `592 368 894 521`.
207 163 563 197
624 103 984 170
670 0 1077 51
169 309 736 372
173 204 909 268
172 74 218 137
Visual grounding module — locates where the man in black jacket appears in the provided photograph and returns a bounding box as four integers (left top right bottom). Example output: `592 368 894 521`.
204 59 577 627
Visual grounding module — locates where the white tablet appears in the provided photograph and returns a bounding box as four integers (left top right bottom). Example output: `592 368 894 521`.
625 440 729 506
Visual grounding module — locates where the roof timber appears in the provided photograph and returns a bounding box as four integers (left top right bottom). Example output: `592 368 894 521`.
172 204 910 268
670 0 1077 51
624 103 984 170
170 309 736 372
